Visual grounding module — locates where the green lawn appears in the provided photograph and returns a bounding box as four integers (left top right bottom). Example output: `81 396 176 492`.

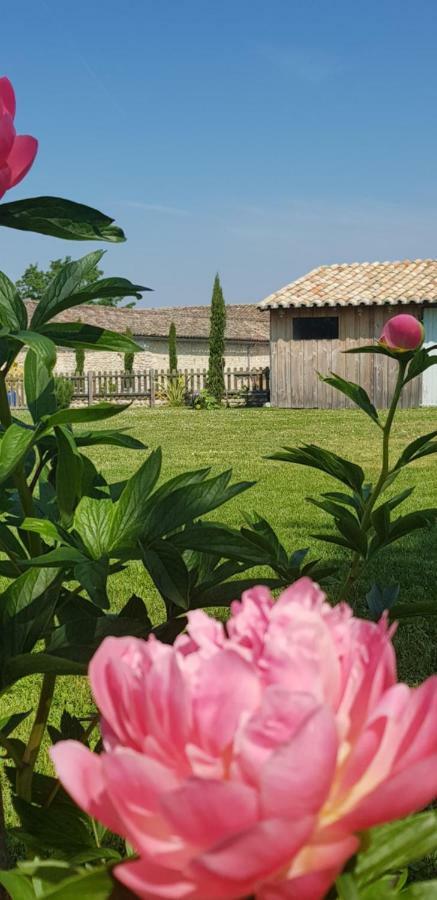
3 405 437 819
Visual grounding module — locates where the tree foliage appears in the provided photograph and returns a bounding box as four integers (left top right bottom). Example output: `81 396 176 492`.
169 321 178 372
207 273 226 400
124 327 135 373
16 256 137 308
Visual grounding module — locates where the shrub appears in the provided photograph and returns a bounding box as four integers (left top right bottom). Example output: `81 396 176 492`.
54 376 74 409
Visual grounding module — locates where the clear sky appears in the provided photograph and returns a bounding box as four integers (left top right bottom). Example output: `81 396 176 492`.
2 0 437 307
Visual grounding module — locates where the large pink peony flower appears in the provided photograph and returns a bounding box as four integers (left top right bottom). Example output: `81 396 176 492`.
0 77 38 200
379 313 424 353
51 579 437 899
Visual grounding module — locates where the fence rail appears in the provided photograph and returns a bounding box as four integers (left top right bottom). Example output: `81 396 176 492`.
6 367 270 410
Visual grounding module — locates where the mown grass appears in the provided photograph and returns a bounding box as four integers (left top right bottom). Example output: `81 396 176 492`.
2 406 437 821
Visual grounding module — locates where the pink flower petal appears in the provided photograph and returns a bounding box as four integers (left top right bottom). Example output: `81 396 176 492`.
191 817 315 897
5 134 38 188
260 706 338 818
161 778 258 847
0 114 16 164
0 77 16 118
50 741 121 835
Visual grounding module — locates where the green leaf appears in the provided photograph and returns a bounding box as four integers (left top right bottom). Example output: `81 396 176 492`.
55 426 84 525
0 424 35 483
42 402 130 429
387 508 437 545
366 582 400 617
41 321 142 352
74 557 110 609
13 795 95 855
141 540 190 610
21 547 86 568
0 709 31 736
269 444 365 493
31 251 105 328
0 567 59 659
394 430 437 470
109 449 162 550
402 882 437 898
24 348 56 422
74 428 146 451
143 470 253 540
4 652 86 682
11 331 57 370
73 496 114 558
37 866 113 899
355 811 437 886
21 517 62 544
0 869 36 900
0 270 27 330
344 343 399 359
53 275 148 305
172 522 267 564
404 347 437 384
0 195 126 242
318 372 380 425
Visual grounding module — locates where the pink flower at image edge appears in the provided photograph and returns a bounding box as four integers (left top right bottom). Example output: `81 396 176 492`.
51 579 437 899
379 313 424 352
0 77 38 199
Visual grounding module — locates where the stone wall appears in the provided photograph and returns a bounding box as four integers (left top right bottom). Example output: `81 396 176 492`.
54 337 270 374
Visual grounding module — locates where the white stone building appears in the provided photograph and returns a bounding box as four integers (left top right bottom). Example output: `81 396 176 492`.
23 301 270 373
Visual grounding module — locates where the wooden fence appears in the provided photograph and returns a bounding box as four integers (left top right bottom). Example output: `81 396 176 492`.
6 367 270 410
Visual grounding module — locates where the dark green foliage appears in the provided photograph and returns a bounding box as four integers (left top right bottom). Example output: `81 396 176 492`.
207 273 226 401
16 253 144 309
53 377 74 410
123 327 134 373
168 321 178 371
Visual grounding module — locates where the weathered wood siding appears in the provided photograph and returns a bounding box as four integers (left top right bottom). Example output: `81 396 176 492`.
270 305 422 408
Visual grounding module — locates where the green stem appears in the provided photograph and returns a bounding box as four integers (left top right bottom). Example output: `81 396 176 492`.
16 673 56 802
337 360 407 604
0 377 56 805
0 375 41 556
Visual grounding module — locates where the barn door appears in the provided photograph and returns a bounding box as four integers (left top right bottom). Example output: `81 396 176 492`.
422 309 437 406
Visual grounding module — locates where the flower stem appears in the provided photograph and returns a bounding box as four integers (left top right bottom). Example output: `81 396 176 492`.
16 673 56 802
337 359 407 604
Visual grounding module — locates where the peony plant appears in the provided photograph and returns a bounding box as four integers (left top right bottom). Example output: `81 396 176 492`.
270 311 437 615
50 578 437 899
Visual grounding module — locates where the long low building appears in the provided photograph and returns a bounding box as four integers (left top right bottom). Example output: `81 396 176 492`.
23 301 270 373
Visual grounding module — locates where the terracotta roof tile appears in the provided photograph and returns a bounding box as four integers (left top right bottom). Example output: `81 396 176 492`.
24 301 269 343
258 259 437 309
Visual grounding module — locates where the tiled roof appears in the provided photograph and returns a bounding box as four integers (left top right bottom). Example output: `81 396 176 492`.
24 301 269 343
258 259 437 309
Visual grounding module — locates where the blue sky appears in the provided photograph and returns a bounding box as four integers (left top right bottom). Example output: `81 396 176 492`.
2 0 437 306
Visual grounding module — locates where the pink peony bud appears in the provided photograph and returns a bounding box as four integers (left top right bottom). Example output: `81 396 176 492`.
51 579 437 899
379 313 424 352
0 77 38 200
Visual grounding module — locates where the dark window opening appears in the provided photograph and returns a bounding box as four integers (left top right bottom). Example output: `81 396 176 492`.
293 316 339 340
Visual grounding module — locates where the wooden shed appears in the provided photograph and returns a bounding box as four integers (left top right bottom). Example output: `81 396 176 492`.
258 259 437 409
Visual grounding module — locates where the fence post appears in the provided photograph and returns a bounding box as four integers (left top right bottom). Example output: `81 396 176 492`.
87 371 94 406
149 369 155 407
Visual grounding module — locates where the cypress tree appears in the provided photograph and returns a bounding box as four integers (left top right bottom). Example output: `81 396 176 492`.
207 274 226 400
124 327 135 373
168 321 178 372
75 318 85 375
